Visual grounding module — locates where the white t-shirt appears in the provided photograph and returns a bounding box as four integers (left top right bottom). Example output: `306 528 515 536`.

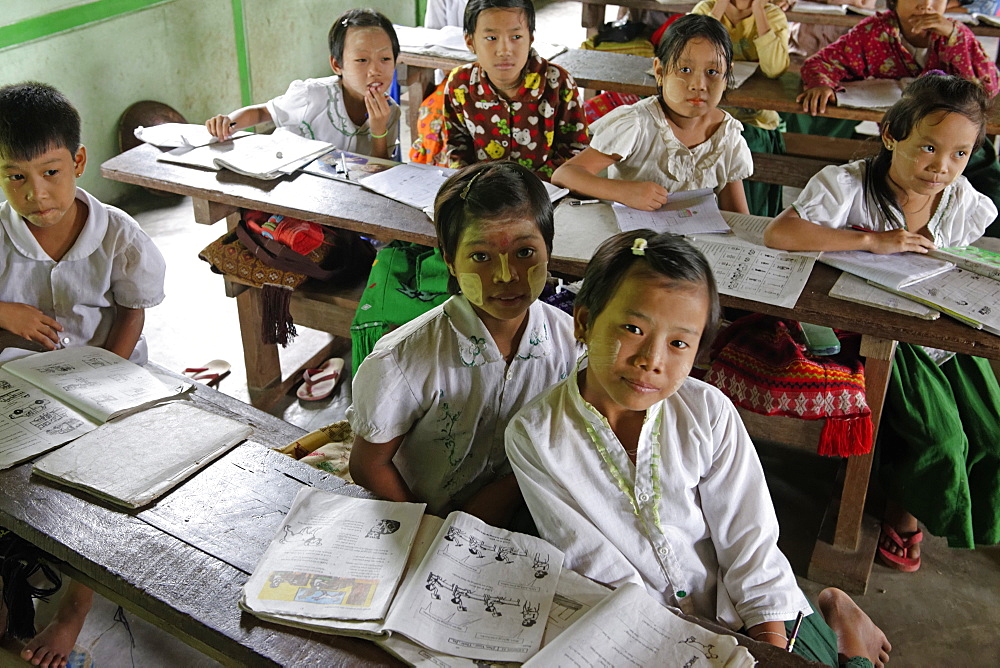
589 97 753 193
506 370 811 630
0 188 166 364
347 295 578 516
265 75 400 154
424 0 468 29
792 159 996 248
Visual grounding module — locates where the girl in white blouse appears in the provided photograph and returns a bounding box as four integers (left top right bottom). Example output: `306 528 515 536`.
507 231 891 666
348 162 577 528
764 75 999 571
551 15 752 213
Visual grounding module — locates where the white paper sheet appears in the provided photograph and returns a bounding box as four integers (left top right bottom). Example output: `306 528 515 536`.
612 189 730 236
836 78 912 110
689 235 816 308
829 273 940 319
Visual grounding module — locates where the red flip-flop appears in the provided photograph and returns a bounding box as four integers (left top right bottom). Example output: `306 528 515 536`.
877 523 923 572
183 359 232 388
296 358 345 401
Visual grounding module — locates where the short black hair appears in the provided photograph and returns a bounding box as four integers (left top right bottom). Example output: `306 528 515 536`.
434 161 554 294
328 9 400 64
655 14 734 89
464 0 536 37
576 230 721 359
0 82 81 161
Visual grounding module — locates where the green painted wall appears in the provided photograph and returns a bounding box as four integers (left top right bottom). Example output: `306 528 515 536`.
0 0 419 203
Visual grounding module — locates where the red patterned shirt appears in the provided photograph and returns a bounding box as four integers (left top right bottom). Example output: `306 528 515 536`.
800 11 999 97
443 50 590 180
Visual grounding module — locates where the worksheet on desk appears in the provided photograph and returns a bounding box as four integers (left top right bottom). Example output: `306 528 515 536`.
0 370 96 469
612 189 730 236
899 267 1000 334
688 235 816 309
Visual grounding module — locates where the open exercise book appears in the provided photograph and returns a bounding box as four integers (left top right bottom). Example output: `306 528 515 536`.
359 164 569 218
241 489 755 666
0 347 184 469
818 249 954 289
613 189 731 236
157 132 334 180
301 149 398 184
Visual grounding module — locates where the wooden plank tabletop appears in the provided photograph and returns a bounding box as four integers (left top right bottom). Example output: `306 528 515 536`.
101 143 437 245
0 375 399 667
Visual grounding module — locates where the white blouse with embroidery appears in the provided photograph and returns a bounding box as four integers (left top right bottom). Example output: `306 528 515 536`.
505 370 811 630
265 75 401 154
348 295 578 516
589 97 753 193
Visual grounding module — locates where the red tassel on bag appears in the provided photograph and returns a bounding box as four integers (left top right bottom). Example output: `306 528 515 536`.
818 415 874 457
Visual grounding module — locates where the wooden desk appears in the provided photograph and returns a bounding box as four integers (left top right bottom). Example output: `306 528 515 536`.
0 373 397 666
102 146 1000 593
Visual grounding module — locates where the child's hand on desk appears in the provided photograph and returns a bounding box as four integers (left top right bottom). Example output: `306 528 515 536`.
619 181 670 211
865 229 936 255
0 302 63 350
364 85 392 141
798 86 837 115
205 114 236 141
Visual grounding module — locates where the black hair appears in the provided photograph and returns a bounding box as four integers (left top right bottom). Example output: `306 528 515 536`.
328 9 400 64
654 14 735 89
887 0 898 11
464 0 536 37
575 230 721 360
0 82 81 161
865 74 989 229
434 161 554 294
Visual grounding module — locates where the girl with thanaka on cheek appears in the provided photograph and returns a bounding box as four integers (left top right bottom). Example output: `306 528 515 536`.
348 162 578 529
764 74 1000 571
505 231 892 667
552 14 751 213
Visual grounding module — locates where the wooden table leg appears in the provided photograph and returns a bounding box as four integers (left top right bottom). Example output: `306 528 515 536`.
581 2 606 38
808 336 896 594
403 63 435 148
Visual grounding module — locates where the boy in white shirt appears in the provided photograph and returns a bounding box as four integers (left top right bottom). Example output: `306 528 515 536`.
0 82 165 668
205 9 401 158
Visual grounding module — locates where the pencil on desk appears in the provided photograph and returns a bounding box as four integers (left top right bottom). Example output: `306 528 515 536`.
340 153 350 181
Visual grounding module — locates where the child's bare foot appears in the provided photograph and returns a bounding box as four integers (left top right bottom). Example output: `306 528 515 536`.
818 587 892 668
878 504 922 571
20 581 92 668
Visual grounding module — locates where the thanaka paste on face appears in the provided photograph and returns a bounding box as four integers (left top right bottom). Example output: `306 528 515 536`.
458 273 484 305
498 252 512 282
527 262 547 299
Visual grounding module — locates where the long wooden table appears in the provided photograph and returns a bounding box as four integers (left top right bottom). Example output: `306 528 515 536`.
0 369 397 666
102 144 1000 595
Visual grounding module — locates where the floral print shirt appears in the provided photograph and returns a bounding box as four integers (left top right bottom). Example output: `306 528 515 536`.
444 49 590 179
800 11 999 97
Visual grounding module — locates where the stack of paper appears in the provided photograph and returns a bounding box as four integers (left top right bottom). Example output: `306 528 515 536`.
829 273 940 320
158 132 334 179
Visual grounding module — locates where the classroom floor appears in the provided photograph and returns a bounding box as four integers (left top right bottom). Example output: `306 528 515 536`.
4 2 999 666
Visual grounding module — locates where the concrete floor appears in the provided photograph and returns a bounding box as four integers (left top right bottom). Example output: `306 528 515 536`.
4 2 998 665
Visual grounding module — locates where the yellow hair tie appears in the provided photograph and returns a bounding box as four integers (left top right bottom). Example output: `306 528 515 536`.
631 238 648 256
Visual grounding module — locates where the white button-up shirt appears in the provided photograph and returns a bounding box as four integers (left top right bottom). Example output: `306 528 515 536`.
348 295 577 516
506 370 811 630
0 188 166 364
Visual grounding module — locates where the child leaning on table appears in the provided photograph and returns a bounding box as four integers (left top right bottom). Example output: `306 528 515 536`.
763 74 1000 570
0 82 165 668
205 9 400 159
348 162 578 528
551 14 752 214
505 231 892 667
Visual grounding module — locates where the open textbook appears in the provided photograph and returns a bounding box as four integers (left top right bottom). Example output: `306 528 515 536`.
359 164 569 217
613 189 731 236
33 402 253 508
524 583 754 668
0 347 184 469
241 488 564 662
890 267 1000 334
158 132 334 179
818 249 954 289
929 244 1000 281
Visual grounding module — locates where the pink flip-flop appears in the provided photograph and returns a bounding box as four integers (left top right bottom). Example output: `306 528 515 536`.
877 523 923 572
296 358 345 401
183 359 231 388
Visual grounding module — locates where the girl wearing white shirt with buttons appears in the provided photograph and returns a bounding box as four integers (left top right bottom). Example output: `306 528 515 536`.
506 231 891 667
348 162 577 528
